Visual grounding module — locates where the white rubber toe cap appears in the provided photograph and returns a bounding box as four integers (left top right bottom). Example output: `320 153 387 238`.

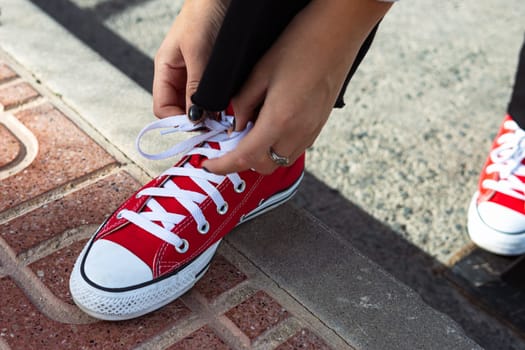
83 239 153 288
477 201 525 234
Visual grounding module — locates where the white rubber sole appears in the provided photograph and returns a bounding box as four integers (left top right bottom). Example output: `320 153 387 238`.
70 238 219 321
240 172 303 223
467 191 525 256
70 172 303 320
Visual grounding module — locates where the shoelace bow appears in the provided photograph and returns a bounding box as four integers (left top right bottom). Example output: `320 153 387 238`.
483 120 525 200
117 114 251 252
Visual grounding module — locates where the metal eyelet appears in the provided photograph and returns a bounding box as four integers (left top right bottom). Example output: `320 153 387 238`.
116 211 123 219
198 221 210 234
217 202 228 215
235 180 246 193
135 193 142 199
175 239 189 253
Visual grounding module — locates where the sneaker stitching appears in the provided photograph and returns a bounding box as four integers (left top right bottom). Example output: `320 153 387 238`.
154 174 263 276
154 177 235 274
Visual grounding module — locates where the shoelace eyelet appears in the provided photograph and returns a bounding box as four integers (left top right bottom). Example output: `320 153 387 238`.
116 211 123 219
217 202 228 215
235 180 246 193
198 221 210 234
175 239 189 253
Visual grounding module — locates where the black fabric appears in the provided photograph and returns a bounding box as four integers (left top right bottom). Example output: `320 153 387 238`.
508 38 525 127
334 22 380 108
192 0 311 111
192 0 380 112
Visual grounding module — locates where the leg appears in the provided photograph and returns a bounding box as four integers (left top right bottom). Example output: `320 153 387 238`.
468 36 525 255
192 0 380 112
334 22 380 108
508 38 525 127
192 0 311 111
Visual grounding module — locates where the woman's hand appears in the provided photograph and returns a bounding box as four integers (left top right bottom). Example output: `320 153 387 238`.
152 0 229 118
203 0 392 175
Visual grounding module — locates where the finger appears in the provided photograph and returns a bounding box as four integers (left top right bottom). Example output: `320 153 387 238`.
231 66 268 131
204 133 304 175
185 55 208 120
201 118 277 174
268 143 301 168
203 102 302 174
203 143 279 176
152 62 186 118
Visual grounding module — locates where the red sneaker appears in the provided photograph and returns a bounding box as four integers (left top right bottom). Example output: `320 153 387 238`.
70 113 304 320
468 115 525 255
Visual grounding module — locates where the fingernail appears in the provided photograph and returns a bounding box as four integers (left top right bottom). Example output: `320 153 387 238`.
188 105 204 121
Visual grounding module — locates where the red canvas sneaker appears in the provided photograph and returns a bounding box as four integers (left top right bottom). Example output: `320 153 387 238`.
70 112 304 320
468 115 525 255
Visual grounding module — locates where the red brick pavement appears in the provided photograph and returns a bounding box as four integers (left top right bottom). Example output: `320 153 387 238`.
0 59 339 349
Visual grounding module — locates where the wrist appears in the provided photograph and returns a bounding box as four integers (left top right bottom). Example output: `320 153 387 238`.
179 0 230 41
294 0 392 67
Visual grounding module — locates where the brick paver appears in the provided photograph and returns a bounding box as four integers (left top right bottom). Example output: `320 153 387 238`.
0 64 18 84
167 326 231 350
28 240 89 304
0 103 116 212
0 59 340 349
225 291 290 342
193 254 247 301
1 172 139 256
0 82 40 110
0 277 190 349
0 124 19 168
276 329 332 350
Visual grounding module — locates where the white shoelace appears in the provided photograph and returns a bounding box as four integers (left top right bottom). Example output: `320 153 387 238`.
483 120 525 201
117 114 251 252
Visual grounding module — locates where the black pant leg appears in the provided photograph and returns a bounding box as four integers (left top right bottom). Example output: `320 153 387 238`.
192 0 380 112
508 37 525 127
334 23 380 108
192 0 311 111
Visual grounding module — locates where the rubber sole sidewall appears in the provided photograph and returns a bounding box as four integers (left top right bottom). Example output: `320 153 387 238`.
467 192 525 256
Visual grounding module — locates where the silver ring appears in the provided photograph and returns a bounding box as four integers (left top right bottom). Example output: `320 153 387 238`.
268 147 290 166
